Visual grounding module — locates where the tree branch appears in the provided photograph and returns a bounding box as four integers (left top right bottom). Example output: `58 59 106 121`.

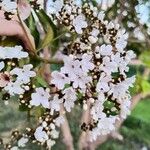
60 106 74 150
78 102 91 150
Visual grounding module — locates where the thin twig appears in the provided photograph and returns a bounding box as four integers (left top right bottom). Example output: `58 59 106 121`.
17 7 36 53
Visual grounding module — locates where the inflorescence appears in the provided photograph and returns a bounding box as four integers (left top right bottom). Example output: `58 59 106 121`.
0 0 135 149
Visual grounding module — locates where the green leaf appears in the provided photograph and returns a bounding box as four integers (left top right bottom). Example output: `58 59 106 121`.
103 101 115 108
36 76 48 87
141 80 150 94
140 51 150 67
35 9 59 55
25 13 40 47
39 26 54 50
90 0 97 6
35 9 53 30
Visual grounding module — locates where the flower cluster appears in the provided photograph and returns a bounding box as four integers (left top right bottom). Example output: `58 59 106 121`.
49 0 136 141
7 112 63 150
0 0 136 149
0 46 65 149
0 0 43 20
0 0 17 20
0 46 36 104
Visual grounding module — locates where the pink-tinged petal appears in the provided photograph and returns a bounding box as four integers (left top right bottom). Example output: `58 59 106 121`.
18 0 31 20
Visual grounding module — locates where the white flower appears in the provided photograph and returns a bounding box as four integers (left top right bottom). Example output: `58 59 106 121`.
10 64 36 84
95 116 116 138
98 11 105 21
111 51 135 76
18 137 28 147
109 76 136 99
63 87 77 112
81 54 94 72
50 129 59 139
47 139 56 149
125 50 136 63
64 4 72 15
4 81 25 95
88 28 99 44
111 52 128 75
42 121 47 128
34 126 48 143
61 55 81 77
0 61 4 71
107 21 119 30
73 14 88 34
90 28 100 37
0 46 28 59
10 146 19 150
0 0 17 13
71 72 92 89
30 87 50 108
88 127 99 141
96 44 113 56
98 0 115 10
116 29 128 52
99 56 118 75
55 115 65 127
47 0 63 14
49 94 63 114
120 97 131 119
116 38 127 52
96 73 111 93
88 36 98 44
91 99 106 121
51 71 70 90
97 116 116 131
89 116 116 141
134 27 145 41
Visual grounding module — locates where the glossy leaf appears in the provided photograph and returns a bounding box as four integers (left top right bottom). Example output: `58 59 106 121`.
25 13 40 47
